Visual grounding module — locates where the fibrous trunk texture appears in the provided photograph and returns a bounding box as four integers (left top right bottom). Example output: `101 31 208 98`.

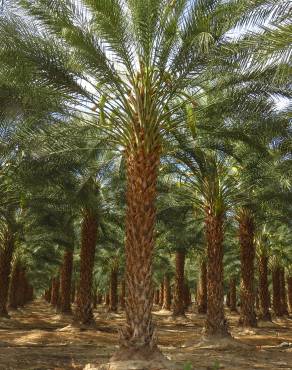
120 279 126 309
184 282 191 309
44 290 50 302
154 290 159 305
272 267 282 316
229 278 237 312
60 249 73 314
162 275 171 310
159 281 164 307
21 273 29 306
0 229 14 317
197 260 207 314
50 276 60 307
17 268 25 307
238 212 257 327
287 276 292 313
258 255 271 320
172 250 186 317
204 212 229 337
45 280 52 303
9 261 21 310
105 293 109 306
74 209 98 324
71 281 75 303
280 268 288 315
97 292 103 304
116 147 160 359
109 268 118 312
255 288 260 310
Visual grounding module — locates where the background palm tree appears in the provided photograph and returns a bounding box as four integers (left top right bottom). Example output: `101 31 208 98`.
0 0 290 365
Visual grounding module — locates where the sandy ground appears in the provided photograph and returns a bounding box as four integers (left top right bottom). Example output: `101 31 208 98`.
0 300 291 370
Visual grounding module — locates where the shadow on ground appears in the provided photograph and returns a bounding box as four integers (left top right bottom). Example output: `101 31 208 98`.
0 300 291 369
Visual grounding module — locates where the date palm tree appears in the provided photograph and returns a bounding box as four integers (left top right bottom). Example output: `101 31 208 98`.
156 180 204 317
224 224 240 313
0 115 23 317
169 142 237 336
16 118 118 324
237 206 258 327
0 0 287 360
256 227 272 321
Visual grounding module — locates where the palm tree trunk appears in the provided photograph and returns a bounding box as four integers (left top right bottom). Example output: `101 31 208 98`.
60 249 73 314
272 267 282 316
17 267 27 307
120 279 126 309
109 268 118 312
255 288 260 311
74 209 98 325
44 289 50 302
50 276 60 307
71 281 75 303
184 281 191 309
105 292 109 306
238 211 257 327
229 278 237 312
98 292 103 304
287 275 292 313
172 250 186 317
197 260 207 314
258 254 271 320
159 281 164 307
117 148 160 358
280 268 288 315
154 290 160 305
45 280 52 303
9 261 21 310
162 275 171 310
204 212 229 337
0 229 14 317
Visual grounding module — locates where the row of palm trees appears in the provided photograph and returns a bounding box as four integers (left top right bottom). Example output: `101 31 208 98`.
0 0 291 364
41 224 292 321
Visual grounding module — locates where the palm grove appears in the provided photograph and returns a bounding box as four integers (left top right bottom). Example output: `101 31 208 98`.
0 0 291 366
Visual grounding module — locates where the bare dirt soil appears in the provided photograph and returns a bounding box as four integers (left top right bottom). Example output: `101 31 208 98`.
0 300 291 370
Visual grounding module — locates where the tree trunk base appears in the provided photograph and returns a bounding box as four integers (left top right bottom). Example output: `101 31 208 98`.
204 317 230 338
111 345 163 362
73 312 95 327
